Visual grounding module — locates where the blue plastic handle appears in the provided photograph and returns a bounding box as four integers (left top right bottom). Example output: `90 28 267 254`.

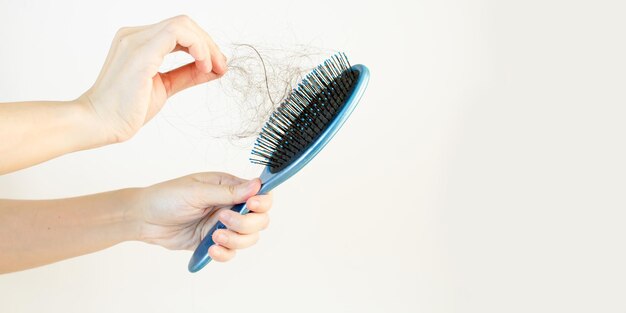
188 64 370 273
188 180 274 273
187 203 245 273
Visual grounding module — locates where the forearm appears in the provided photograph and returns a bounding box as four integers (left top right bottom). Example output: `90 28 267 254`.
0 188 142 274
0 98 109 174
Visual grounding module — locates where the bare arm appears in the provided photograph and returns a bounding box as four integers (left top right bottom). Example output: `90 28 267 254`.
0 173 271 274
0 188 140 273
0 15 227 174
0 99 106 174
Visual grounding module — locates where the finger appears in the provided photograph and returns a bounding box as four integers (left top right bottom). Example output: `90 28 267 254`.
208 245 236 262
197 178 261 206
162 15 226 74
219 211 270 235
206 37 227 74
190 172 249 186
197 29 227 74
246 194 273 213
159 62 222 97
146 15 211 72
184 18 227 75
165 16 212 73
212 229 260 250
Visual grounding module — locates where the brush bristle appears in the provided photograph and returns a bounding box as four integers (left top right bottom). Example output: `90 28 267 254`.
250 52 359 173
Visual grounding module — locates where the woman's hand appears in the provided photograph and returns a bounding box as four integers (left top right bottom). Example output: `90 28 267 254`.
0 172 271 273
0 16 226 174
136 172 272 262
81 15 227 143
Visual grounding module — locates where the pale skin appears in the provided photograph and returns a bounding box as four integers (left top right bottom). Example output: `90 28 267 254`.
0 15 272 274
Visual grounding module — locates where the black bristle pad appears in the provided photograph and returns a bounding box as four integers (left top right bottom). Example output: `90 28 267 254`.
250 52 360 173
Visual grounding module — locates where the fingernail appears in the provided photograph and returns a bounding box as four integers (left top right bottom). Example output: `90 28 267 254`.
249 198 260 208
217 233 228 244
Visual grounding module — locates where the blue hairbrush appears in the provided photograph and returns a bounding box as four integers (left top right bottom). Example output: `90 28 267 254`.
188 52 369 272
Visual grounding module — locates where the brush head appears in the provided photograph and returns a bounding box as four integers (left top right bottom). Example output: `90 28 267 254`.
250 53 360 173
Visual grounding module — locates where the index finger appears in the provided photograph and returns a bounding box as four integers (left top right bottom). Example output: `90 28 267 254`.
145 15 224 74
185 18 228 74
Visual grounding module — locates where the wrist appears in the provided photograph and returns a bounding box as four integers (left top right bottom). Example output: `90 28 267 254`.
71 95 119 147
111 188 145 243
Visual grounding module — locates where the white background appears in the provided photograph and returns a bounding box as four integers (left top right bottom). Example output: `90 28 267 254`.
1 1 625 312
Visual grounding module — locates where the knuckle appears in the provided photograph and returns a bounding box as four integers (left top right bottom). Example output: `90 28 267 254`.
115 27 130 38
162 23 179 36
171 14 191 26
227 184 237 198
177 14 191 21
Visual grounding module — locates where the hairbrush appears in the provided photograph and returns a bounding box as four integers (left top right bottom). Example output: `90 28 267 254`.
188 52 369 272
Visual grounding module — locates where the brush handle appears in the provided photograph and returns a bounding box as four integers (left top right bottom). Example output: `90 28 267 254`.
188 201 250 272
189 175 280 272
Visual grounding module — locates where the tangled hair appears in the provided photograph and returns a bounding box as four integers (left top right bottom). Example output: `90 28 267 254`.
216 44 333 141
158 44 335 148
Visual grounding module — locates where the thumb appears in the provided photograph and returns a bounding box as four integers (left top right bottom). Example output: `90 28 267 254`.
159 62 223 98
201 178 261 206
